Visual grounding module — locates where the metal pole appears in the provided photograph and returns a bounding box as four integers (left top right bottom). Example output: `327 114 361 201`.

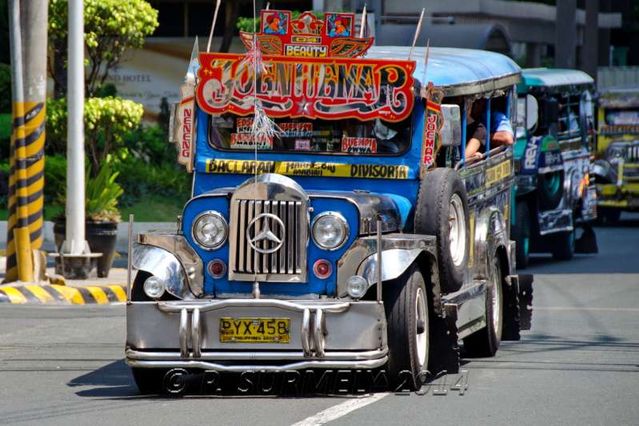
62 0 88 255
6 0 34 282
376 216 382 302
127 214 134 300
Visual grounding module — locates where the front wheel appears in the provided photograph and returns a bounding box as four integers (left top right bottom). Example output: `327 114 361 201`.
463 255 503 357
551 229 575 261
512 201 531 269
384 265 429 390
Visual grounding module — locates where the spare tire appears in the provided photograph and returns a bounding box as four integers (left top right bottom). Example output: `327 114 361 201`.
538 170 564 210
415 168 469 293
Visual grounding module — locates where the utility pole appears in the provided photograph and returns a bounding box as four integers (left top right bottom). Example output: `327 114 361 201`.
5 0 47 283
555 0 577 68
60 0 94 277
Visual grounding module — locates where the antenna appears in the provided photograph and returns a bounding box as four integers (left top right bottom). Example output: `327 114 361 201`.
359 4 367 38
206 0 222 53
408 8 425 61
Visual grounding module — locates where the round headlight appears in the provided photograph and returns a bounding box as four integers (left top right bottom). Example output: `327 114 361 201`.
312 212 349 250
143 276 166 299
347 275 369 299
192 211 228 250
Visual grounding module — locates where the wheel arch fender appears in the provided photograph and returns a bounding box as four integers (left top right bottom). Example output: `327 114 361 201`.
591 158 616 183
131 243 192 299
357 248 443 314
474 206 510 279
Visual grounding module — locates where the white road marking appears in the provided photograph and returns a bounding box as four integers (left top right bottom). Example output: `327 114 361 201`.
535 306 639 312
291 393 389 426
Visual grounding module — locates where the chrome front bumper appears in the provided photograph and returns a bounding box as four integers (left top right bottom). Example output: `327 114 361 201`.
126 299 388 371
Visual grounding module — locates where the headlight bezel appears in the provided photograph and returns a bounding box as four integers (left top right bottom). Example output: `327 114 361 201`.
192 210 229 250
311 211 349 251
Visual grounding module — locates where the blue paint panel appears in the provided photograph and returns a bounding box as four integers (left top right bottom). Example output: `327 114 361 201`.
181 194 360 297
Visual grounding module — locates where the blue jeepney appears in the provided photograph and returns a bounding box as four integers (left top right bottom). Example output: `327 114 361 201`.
126 10 531 394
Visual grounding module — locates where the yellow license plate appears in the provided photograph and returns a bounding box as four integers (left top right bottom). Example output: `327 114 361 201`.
219 317 290 343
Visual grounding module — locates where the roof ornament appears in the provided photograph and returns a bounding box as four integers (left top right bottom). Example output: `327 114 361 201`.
408 8 426 61
206 0 222 53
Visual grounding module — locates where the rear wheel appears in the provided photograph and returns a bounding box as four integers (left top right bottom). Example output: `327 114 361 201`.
598 207 621 225
384 265 429 390
538 171 564 210
463 254 503 357
415 169 469 293
551 229 575 261
512 201 531 269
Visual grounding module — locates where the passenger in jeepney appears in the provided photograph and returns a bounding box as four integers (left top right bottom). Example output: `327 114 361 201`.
464 99 488 160
464 98 514 159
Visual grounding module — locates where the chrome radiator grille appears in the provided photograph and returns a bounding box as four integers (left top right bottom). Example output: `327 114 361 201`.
229 199 307 281
626 144 639 162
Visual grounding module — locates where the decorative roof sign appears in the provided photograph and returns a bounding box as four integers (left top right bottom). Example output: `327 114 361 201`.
196 10 416 122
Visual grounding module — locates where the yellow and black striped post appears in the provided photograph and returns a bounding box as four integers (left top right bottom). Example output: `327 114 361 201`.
4 0 46 283
5 102 45 283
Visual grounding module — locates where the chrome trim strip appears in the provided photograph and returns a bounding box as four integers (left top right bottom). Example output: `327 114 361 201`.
313 309 325 357
301 309 311 357
126 348 387 361
179 309 189 358
155 299 351 314
191 308 201 358
126 357 389 372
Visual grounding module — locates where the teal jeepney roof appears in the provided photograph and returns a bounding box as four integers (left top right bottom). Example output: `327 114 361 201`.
519 68 594 91
366 46 521 97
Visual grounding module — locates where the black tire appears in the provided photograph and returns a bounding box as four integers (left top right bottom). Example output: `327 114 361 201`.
463 254 503 357
415 168 469 293
384 265 430 390
131 368 168 395
598 207 621 225
551 230 575 261
512 201 531 269
538 171 564 210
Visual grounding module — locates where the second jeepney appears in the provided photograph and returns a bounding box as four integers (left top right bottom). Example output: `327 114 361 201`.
126 10 532 393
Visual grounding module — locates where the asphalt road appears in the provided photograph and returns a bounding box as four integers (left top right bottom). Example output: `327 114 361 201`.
1 214 638 426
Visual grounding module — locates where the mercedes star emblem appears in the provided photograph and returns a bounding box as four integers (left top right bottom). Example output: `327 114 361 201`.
247 213 286 254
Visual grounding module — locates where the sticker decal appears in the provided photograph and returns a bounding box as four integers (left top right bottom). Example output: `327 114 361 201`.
205 159 410 179
341 137 377 154
230 133 273 150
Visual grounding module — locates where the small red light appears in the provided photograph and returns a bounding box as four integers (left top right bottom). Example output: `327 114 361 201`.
208 259 227 278
313 259 332 279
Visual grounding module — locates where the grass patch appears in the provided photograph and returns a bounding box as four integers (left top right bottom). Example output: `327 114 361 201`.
0 193 188 222
120 193 188 222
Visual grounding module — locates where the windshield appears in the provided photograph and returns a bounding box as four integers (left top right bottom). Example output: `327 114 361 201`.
605 108 639 126
208 115 412 156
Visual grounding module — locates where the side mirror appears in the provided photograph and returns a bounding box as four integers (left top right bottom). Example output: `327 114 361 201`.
517 95 539 131
440 104 461 146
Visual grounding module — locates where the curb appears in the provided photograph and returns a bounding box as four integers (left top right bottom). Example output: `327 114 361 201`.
0 284 127 305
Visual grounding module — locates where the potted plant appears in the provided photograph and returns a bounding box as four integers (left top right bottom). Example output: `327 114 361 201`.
53 161 124 277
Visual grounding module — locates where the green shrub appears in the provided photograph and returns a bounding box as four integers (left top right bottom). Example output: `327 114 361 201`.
115 156 190 207
123 123 175 165
44 154 67 205
0 63 11 113
49 0 158 96
46 96 144 173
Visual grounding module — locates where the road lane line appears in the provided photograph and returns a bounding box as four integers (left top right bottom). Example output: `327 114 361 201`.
535 307 639 312
291 393 388 426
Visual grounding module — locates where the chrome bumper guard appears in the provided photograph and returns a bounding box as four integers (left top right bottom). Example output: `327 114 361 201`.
126 299 388 371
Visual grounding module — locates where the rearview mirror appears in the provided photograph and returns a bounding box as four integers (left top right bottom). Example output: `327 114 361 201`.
440 104 461 146
517 95 539 131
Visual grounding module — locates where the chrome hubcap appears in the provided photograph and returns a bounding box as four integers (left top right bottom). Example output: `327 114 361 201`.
491 259 503 339
415 287 428 367
449 194 466 266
